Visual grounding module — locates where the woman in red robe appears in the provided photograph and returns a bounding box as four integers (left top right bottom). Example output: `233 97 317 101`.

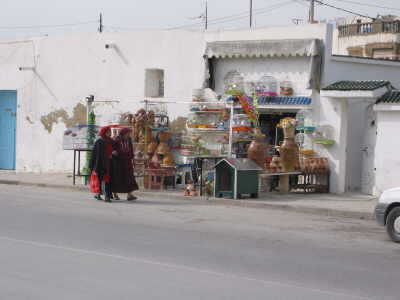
112 128 139 200
89 126 114 202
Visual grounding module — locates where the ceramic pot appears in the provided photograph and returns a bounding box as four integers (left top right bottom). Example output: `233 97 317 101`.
162 153 175 166
159 131 171 143
248 132 269 168
156 142 170 156
269 156 281 173
150 153 161 169
279 137 299 172
147 142 158 156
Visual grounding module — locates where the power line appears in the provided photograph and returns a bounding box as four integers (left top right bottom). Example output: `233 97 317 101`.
327 0 400 12
172 1 289 29
302 0 374 20
0 20 98 30
172 0 294 29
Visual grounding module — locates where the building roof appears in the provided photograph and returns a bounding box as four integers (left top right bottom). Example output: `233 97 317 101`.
376 90 400 104
205 39 321 59
322 80 390 91
258 96 311 105
215 158 263 171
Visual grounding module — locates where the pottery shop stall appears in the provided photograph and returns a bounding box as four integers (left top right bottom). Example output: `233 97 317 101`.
219 71 331 195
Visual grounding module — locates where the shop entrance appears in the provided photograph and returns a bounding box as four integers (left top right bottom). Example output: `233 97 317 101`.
259 112 297 151
0 90 17 170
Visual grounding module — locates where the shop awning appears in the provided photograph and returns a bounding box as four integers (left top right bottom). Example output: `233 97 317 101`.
205 39 321 59
258 96 311 105
204 39 323 90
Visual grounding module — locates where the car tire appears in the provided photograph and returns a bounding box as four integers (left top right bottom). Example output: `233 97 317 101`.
386 207 400 243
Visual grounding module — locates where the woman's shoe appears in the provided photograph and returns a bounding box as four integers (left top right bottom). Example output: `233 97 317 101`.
94 194 103 201
105 197 112 203
113 194 120 200
127 195 137 201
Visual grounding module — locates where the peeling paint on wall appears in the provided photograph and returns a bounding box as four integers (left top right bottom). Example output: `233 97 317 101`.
40 103 87 133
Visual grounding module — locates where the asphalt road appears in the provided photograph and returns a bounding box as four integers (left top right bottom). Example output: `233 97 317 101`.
0 184 398 300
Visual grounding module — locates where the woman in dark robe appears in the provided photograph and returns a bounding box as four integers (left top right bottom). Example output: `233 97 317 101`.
89 126 114 202
112 128 139 201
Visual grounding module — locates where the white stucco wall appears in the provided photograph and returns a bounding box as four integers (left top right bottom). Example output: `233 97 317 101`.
375 109 400 194
0 30 207 172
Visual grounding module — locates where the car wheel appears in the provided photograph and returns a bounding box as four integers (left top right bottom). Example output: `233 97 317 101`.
386 207 400 243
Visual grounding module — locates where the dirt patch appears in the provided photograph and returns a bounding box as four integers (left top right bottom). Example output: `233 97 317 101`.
40 103 87 133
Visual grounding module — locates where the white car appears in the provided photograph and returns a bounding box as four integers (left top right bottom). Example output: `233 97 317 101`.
375 187 400 243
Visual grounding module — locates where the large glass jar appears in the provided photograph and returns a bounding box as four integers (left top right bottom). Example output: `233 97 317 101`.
280 79 294 96
256 75 278 96
232 114 252 131
224 70 244 95
296 109 313 128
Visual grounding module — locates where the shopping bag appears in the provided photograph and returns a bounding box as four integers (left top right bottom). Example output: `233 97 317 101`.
90 171 101 194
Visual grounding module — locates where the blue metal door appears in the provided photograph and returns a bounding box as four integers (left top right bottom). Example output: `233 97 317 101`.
0 91 17 169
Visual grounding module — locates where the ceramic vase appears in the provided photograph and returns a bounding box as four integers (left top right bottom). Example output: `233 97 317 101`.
247 129 269 168
280 137 299 172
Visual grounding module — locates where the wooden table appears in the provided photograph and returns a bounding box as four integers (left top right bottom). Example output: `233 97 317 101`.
259 172 302 194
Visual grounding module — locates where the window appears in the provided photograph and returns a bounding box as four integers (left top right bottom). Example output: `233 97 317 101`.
145 69 164 98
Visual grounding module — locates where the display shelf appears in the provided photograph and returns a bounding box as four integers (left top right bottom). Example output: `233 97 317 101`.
151 126 168 131
313 138 335 145
296 126 316 132
189 110 224 113
188 128 228 132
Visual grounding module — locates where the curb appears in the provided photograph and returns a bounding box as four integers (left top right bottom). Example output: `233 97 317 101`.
0 180 373 220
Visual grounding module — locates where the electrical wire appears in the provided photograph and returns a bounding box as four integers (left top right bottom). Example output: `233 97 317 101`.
301 0 374 20
326 0 400 12
0 20 98 30
171 0 295 29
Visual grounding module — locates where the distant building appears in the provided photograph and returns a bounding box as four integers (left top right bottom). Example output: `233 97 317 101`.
335 15 400 60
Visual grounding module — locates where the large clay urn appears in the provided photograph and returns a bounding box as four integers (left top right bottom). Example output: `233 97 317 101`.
279 126 299 172
247 128 269 168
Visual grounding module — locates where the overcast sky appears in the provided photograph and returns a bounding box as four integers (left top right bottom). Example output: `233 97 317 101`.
1 0 399 38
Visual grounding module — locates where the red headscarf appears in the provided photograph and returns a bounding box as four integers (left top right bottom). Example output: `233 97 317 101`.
98 126 113 159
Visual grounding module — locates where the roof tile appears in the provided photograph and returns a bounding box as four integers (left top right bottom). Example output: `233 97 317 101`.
376 90 400 104
322 80 390 91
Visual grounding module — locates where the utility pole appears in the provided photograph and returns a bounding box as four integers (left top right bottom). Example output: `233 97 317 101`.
205 0 208 30
308 0 315 24
99 13 103 33
250 0 253 28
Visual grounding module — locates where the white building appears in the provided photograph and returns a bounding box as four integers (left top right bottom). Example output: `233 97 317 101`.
1 23 400 195
334 15 400 59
